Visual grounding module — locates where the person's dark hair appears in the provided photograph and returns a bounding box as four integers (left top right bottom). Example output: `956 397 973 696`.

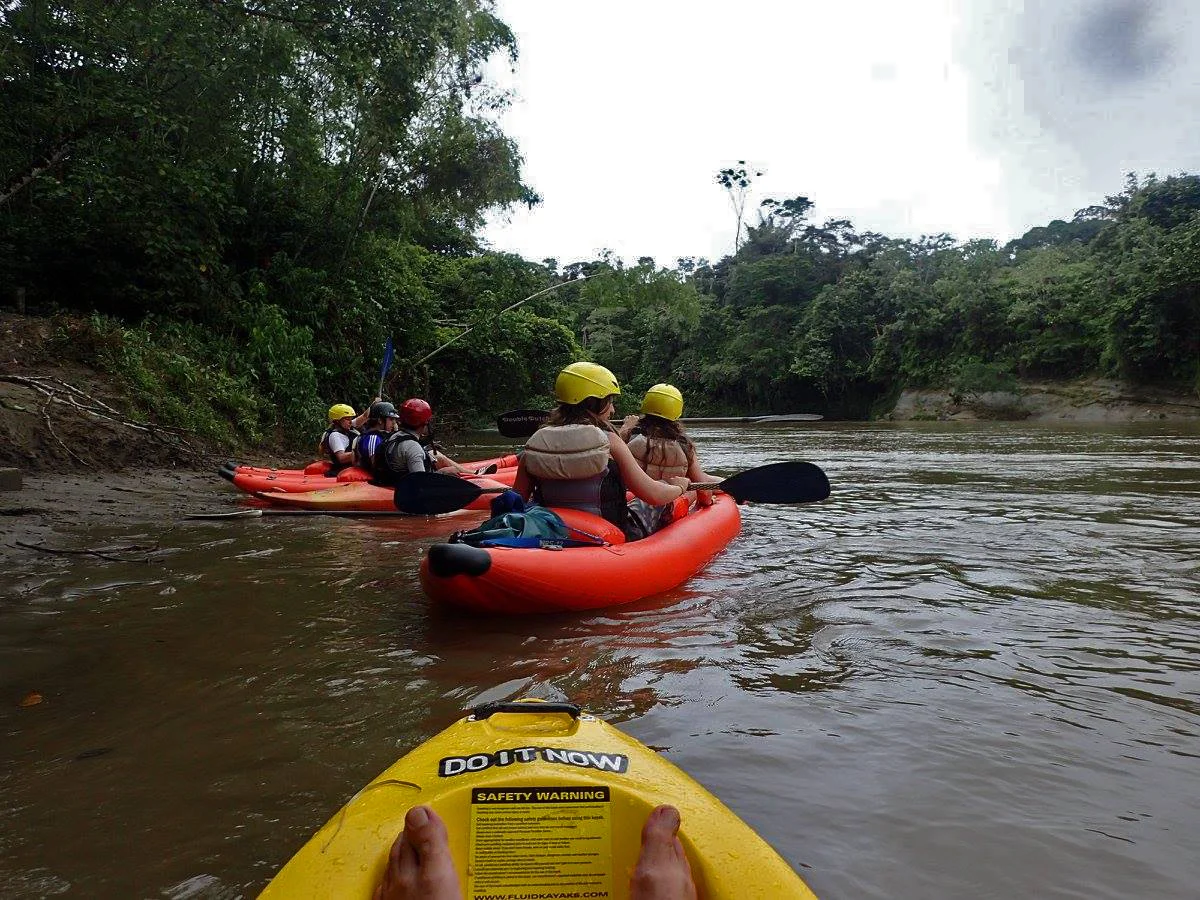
545 395 617 432
634 414 695 458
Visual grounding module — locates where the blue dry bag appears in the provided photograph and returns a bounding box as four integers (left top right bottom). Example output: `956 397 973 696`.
449 496 570 549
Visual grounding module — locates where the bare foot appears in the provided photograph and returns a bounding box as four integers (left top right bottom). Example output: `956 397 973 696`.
630 805 698 900
374 805 463 900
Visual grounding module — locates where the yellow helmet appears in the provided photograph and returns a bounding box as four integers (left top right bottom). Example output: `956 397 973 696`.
554 361 621 405
328 403 356 421
640 383 684 421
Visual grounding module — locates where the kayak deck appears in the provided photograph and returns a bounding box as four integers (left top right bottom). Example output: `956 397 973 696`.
258 702 816 899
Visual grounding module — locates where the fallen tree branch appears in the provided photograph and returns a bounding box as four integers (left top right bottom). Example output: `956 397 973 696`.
1 374 201 452
41 396 88 466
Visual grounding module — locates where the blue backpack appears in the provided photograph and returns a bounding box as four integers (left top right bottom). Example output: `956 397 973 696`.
449 506 569 548
448 491 603 549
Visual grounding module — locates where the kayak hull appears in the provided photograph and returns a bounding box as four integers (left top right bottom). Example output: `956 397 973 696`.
257 702 816 899
419 494 741 614
255 473 514 512
221 454 520 495
224 468 370 494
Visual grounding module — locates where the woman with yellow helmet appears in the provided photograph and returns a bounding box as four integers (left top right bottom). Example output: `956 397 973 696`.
511 362 692 539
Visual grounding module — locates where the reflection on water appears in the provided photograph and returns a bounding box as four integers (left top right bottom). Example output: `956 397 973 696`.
1 424 1199 898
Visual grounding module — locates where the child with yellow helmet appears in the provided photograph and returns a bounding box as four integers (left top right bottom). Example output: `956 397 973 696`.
511 362 692 539
618 383 717 533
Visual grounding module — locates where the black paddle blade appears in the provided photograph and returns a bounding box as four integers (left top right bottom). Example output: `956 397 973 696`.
393 471 486 514
717 461 830 504
496 409 549 439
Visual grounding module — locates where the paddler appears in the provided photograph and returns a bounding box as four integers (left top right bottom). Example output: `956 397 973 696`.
374 803 697 900
511 362 690 540
318 401 373 474
351 400 401 471
617 383 718 537
370 398 465 485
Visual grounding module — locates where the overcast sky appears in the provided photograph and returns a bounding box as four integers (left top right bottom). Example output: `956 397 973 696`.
479 0 1200 267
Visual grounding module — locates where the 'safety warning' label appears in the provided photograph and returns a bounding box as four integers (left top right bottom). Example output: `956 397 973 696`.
468 785 612 900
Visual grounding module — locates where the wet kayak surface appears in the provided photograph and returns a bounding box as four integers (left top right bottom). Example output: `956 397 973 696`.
1 422 1198 898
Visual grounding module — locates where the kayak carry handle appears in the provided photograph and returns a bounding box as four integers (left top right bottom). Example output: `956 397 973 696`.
471 701 582 720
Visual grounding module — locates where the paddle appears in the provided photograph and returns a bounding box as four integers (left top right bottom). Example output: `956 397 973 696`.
495 409 822 439
376 336 395 398
393 461 830 515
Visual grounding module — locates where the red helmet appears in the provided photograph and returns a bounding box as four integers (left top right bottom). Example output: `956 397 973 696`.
399 397 433 427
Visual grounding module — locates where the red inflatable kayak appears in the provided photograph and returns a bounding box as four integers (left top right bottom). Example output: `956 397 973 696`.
419 495 741 614
220 454 519 495
255 471 516 511
221 460 352 477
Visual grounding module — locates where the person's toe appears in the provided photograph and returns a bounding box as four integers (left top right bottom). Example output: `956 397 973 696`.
631 806 697 900
639 805 681 864
405 806 461 894
373 825 411 900
375 806 462 900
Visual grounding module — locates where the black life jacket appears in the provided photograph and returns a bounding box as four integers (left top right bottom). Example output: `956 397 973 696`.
371 430 436 486
319 423 359 472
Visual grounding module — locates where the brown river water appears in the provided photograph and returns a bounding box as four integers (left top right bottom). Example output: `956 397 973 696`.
2 422 1198 899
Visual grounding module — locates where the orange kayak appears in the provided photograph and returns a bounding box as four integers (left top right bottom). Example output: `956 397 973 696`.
256 471 516 512
419 495 741 614
221 454 519 495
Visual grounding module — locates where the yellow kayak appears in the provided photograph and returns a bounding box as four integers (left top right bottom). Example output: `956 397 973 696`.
260 701 817 899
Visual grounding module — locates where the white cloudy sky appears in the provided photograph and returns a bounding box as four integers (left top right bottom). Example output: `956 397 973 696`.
479 0 1200 267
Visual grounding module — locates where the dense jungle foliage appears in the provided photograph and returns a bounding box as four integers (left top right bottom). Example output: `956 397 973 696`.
2 1 1198 446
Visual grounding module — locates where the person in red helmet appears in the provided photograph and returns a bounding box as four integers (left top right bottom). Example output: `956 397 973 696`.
371 397 464 485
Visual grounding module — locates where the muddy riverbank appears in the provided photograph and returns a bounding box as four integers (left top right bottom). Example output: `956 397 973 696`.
1 470 229 582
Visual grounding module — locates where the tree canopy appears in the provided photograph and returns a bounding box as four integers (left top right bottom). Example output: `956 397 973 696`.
2 4 1196 445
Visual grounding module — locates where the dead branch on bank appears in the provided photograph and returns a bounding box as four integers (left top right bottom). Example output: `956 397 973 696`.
41 396 88 465
0 374 201 455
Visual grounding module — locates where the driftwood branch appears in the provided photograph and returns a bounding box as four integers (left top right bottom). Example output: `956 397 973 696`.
41 396 88 465
1 374 200 452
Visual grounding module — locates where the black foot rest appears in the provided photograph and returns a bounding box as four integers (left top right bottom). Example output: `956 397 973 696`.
427 543 492 578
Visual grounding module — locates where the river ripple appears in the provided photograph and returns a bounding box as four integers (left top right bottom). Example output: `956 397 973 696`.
1 422 1198 898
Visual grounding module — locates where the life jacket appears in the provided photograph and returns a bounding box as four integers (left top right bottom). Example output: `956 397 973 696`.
319 423 359 471
352 428 388 471
524 424 626 529
627 432 690 481
371 429 435 485
524 424 611 480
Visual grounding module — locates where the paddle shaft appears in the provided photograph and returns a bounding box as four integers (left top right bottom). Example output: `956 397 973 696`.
394 461 829 514
377 337 395 398
429 480 734 505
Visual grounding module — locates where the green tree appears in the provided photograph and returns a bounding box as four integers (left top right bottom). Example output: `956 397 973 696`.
715 161 762 253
